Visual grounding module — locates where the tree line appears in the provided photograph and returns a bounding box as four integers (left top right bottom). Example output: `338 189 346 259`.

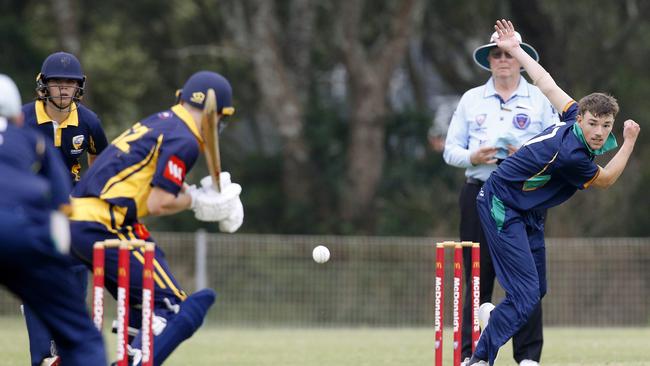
2 0 649 236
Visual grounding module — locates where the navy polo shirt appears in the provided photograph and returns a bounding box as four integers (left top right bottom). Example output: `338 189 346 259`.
488 102 604 211
23 101 108 183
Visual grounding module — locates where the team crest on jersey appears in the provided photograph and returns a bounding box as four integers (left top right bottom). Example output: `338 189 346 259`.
190 92 205 104
157 111 173 119
163 155 186 186
513 113 531 129
475 114 487 125
72 135 84 149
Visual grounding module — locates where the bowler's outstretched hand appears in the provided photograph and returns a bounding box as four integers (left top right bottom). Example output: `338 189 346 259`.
494 20 520 53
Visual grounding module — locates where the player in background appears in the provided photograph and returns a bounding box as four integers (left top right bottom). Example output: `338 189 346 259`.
69 70 243 365
462 20 640 366
0 74 107 366
21 51 109 366
23 51 108 183
444 28 558 366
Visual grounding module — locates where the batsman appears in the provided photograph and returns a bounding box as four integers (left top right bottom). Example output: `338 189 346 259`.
69 71 243 365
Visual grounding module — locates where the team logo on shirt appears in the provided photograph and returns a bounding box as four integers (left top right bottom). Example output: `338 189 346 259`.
475 114 487 125
513 113 531 129
71 163 81 181
163 155 186 186
72 135 84 149
70 135 84 154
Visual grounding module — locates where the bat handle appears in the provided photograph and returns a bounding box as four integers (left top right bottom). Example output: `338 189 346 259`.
212 175 221 193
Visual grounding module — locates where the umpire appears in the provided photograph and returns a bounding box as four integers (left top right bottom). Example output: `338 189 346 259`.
0 74 107 365
443 30 558 366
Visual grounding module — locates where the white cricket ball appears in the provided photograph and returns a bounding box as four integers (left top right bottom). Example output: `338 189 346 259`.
312 245 330 264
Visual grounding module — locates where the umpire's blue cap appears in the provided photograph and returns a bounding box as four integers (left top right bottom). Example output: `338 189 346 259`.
179 71 235 115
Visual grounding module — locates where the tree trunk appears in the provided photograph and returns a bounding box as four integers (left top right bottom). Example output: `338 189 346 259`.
249 0 315 204
337 0 424 229
343 73 387 227
50 0 80 55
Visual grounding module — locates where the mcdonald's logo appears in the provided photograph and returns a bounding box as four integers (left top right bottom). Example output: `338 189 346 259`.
473 262 480 268
118 268 126 276
94 268 104 276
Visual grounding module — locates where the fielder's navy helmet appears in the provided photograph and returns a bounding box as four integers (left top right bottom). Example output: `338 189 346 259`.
179 71 235 116
39 52 85 82
36 52 86 102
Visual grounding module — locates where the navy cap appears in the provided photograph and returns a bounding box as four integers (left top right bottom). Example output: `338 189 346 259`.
180 71 235 115
39 52 84 81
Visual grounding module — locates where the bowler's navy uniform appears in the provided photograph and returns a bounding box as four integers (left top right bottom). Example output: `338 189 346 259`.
475 101 613 364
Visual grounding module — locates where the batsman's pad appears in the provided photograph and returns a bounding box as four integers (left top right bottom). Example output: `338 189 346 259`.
192 183 241 222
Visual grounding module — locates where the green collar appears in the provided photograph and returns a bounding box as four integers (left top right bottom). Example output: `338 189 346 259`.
572 122 617 155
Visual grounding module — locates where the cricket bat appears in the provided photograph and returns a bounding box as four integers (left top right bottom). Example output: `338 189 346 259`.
201 88 222 192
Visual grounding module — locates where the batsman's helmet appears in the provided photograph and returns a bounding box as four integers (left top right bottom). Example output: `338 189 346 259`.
36 52 86 101
178 71 235 116
0 74 22 119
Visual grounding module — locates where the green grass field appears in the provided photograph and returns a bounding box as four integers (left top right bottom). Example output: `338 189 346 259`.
1 317 648 365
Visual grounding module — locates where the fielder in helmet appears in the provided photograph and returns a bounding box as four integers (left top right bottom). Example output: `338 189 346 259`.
21 52 109 366
36 51 86 110
23 51 108 183
69 70 242 365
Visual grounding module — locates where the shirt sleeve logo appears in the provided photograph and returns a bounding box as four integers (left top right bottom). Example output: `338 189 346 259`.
163 155 186 186
157 111 173 119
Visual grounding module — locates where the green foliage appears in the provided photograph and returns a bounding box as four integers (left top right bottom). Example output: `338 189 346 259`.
83 22 159 134
4 0 650 236
377 109 461 236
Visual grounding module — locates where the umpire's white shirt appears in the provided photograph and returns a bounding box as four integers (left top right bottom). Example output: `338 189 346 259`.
443 76 559 182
